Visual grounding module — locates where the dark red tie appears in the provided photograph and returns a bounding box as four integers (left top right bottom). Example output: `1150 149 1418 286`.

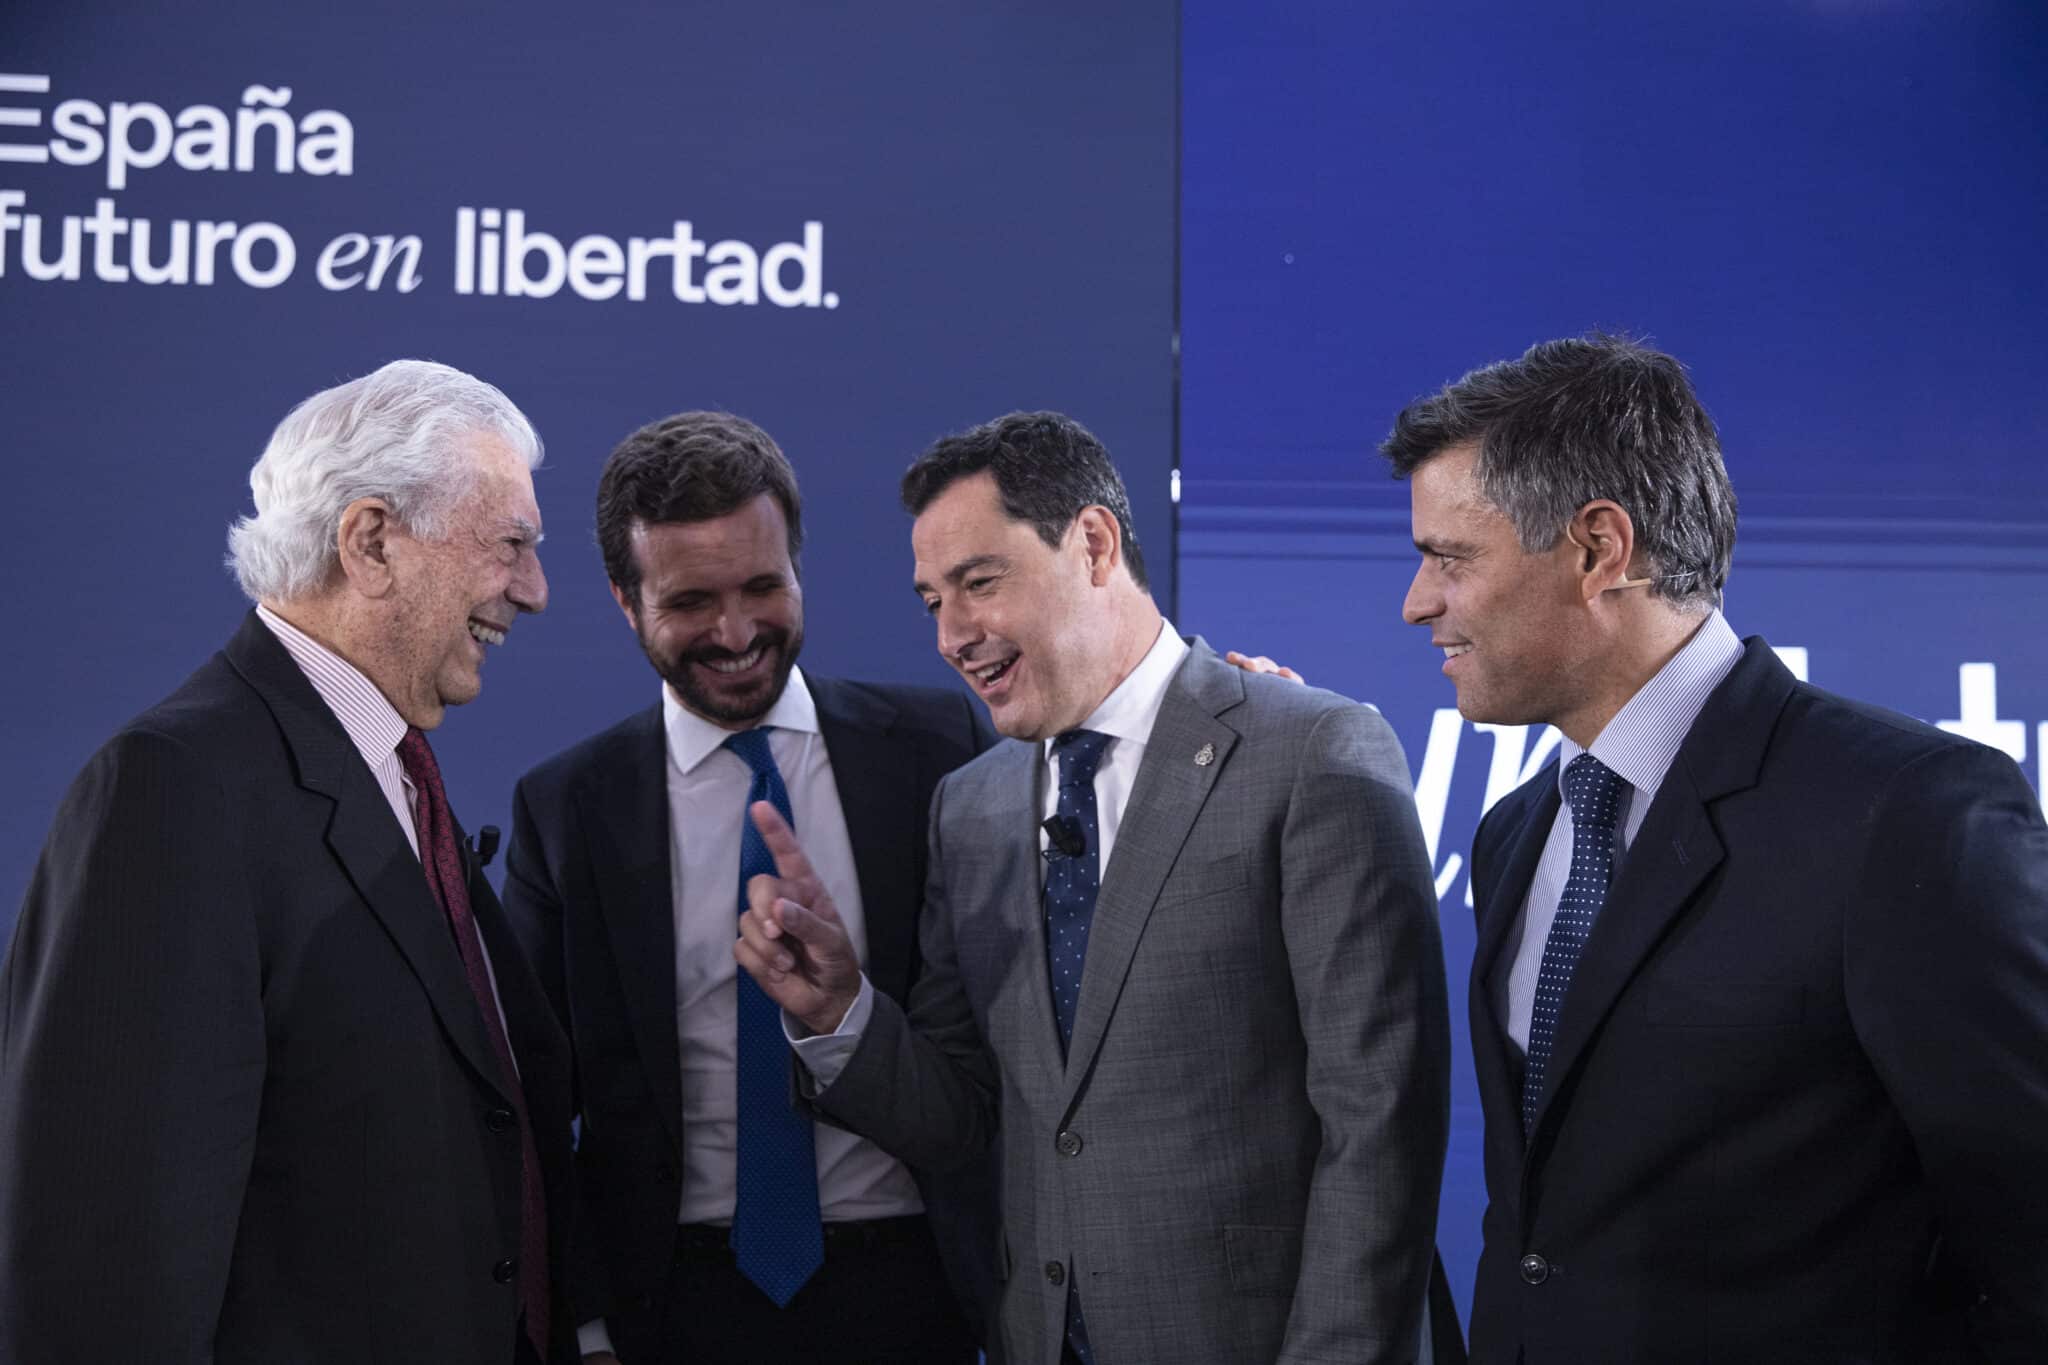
397 727 550 1357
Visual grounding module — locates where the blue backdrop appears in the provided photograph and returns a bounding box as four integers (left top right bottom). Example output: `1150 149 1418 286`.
7 0 2047 1337
1180 0 2048 1317
0 0 1177 927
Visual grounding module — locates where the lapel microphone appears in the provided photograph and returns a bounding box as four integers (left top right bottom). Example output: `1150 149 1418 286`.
468 824 501 869
1041 814 1087 860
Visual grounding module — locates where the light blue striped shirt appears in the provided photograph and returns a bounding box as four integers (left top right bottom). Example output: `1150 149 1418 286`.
1504 610 1744 1051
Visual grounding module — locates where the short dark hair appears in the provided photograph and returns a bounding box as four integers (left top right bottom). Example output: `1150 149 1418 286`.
596 411 804 602
1380 333 1737 608
899 411 1149 591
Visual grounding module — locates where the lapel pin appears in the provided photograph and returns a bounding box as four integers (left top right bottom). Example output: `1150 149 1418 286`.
1193 742 1215 767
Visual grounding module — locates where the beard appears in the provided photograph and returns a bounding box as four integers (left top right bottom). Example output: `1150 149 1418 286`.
644 621 803 727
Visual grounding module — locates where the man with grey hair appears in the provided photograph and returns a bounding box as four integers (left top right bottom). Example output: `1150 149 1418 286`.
1388 334 2048 1362
0 360 579 1365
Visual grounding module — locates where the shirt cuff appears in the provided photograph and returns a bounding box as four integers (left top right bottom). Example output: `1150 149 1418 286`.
785 974 874 1089
577 1317 616 1357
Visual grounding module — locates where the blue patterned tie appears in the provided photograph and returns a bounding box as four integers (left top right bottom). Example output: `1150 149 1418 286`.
1044 728 1112 1365
1045 729 1112 1053
1522 752 1627 1138
724 727 824 1306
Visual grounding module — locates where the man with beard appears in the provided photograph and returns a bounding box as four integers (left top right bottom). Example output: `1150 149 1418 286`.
502 412 1000 1365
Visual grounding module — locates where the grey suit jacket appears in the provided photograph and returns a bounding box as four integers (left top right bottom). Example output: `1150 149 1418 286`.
808 640 1451 1365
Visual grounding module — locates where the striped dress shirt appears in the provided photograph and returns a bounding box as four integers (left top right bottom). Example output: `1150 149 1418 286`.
254 604 514 1039
1503 610 1743 1051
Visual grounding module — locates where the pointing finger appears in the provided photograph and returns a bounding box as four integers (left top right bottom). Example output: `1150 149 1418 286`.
751 801 822 888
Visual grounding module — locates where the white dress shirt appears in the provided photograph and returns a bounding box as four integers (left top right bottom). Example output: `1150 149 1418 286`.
1503 610 1744 1050
793 620 1188 1083
660 666 924 1225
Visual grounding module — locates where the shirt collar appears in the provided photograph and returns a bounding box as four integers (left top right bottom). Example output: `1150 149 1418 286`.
256 604 410 774
1558 608 1743 799
1042 618 1189 760
664 664 821 777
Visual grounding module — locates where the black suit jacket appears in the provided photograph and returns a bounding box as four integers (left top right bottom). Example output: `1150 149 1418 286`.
0 611 579 1365
1465 637 2048 1364
502 675 999 1349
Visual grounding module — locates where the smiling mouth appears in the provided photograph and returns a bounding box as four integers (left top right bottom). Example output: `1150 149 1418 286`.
468 619 506 647
1441 643 1472 659
967 655 1017 690
702 646 766 675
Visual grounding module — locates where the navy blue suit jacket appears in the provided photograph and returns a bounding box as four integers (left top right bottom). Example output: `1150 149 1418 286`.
1465 638 2048 1364
501 675 999 1352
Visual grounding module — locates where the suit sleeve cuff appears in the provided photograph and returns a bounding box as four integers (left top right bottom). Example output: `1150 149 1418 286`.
577 1317 616 1357
785 974 874 1089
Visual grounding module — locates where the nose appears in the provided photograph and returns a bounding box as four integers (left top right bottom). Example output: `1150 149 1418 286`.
511 546 548 614
934 597 982 662
712 599 756 653
1401 562 1439 627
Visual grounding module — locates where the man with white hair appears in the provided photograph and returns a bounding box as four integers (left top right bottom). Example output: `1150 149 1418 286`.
0 360 578 1364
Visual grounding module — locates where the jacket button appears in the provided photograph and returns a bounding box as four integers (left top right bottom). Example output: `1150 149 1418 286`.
1519 1252 1550 1285
1056 1130 1083 1157
654 1164 676 1184
1044 1261 1066 1286
486 1107 515 1134
493 1257 517 1284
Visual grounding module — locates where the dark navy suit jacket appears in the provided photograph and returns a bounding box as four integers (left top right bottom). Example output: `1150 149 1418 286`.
1465 637 2048 1364
501 675 1000 1354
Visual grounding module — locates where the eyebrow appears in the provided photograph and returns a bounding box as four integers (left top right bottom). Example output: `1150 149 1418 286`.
503 517 544 545
911 553 1005 597
1414 536 1481 557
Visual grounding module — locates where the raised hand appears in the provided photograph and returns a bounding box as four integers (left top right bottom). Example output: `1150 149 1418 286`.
734 800 865 1035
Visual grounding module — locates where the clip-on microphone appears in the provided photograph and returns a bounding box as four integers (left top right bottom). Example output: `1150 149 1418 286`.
1041 814 1087 860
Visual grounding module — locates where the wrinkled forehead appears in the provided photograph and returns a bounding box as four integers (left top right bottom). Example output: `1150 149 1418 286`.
463 436 544 531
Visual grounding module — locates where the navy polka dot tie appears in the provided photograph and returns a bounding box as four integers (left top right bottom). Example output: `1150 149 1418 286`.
1045 729 1112 1055
724 727 824 1306
1522 752 1626 1139
1044 728 1111 1365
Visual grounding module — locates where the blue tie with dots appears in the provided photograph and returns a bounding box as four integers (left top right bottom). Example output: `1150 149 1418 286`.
1522 752 1627 1138
1045 728 1112 1054
1044 728 1112 1365
724 727 824 1307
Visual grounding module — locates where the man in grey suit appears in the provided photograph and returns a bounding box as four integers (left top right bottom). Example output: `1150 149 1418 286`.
735 412 1452 1365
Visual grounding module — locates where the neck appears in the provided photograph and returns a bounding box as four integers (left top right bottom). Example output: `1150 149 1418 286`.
265 592 420 725
1554 605 1709 748
1074 592 1164 725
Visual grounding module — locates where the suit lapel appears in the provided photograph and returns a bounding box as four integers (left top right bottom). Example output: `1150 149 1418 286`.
1525 639 1795 1148
812 679 922 1006
576 706 687 1156
990 740 1069 1099
1471 771 1559 1029
1060 643 1240 1113
1467 772 1558 1158
224 611 512 1103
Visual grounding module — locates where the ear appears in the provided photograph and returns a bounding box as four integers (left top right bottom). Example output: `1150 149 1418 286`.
609 580 642 632
1567 500 1639 599
1073 506 1123 587
335 498 400 598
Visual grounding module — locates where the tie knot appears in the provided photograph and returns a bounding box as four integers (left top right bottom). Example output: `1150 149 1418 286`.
1562 753 1625 832
396 725 441 786
723 727 778 777
1052 728 1112 785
